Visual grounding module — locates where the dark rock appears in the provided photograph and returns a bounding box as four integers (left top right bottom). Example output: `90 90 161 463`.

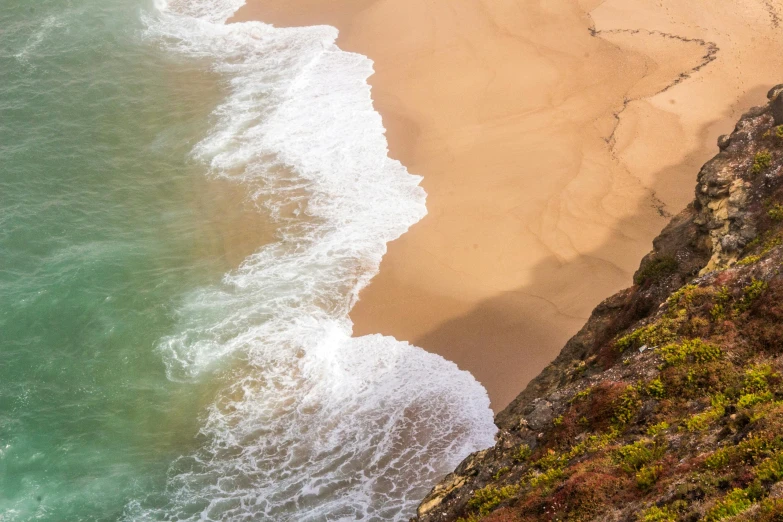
743 104 769 119
415 89 783 522
767 83 783 100
770 85 783 124
720 233 741 252
525 399 553 431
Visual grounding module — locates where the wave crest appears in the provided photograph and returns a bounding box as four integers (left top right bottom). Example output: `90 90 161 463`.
127 2 496 520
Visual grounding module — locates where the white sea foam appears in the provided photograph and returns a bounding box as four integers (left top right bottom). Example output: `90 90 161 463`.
126 1 497 520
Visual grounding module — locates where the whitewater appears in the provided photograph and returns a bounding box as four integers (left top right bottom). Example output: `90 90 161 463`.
123 0 497 520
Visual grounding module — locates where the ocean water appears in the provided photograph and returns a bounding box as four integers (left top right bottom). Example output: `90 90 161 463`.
0 1 497 520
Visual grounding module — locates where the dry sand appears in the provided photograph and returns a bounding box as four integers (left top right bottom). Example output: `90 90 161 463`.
231 0 783 411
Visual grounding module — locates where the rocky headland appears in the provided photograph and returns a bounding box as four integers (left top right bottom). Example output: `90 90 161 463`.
414 87 783 522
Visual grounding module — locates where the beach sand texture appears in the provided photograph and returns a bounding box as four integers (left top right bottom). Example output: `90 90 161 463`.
231 0 783 411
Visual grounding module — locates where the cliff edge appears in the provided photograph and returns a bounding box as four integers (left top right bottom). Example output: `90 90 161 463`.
414 86 783 522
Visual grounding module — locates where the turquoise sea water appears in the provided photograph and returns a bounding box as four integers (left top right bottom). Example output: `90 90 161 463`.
1 1 260 517
0 1 496 520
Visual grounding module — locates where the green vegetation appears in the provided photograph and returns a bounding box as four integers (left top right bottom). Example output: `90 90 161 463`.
657 339 722 368
613 439 666 473
647 378 665 399
512 443 532 463
646 421 670 437
738 391 774 408
737 236 781 265
616 320 678 352
744 364 775 392
704 434 783 472
704 488 754 521
752 150 773 174
616 284 717 352
705 448 731 469
634 256 678 285
639 505 678 521
684 394 727 432
735 278 768 313
736 254 762 266
443 119 783 521
569 387 593 403
527 465 564 489
612 385 642 428
667 284 700 313
768 203 783 221
636 464 662 490
493 466 510 480
467 484 520 516
755 452 783 483
710 286 731 321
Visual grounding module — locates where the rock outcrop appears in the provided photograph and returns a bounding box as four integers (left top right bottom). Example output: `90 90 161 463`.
414 90 783 522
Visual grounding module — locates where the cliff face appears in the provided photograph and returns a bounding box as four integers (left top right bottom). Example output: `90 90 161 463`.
414 87 783 522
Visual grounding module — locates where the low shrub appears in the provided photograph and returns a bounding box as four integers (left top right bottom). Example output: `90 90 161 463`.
616 320 678 352
612 385 642 428
736 278 769 313
512 443 532 463
493 467 510 480
768 203 783 221
636 464 663 490
646 422 670 437
639 505 678 521
647 378 666 399
752 151 773 174
704 488 753 521
468 484 520 516
738 391 774 408
635 256 678 285
684 394 727 432
613 439 665 473
657 339 722 368
755 451 783 483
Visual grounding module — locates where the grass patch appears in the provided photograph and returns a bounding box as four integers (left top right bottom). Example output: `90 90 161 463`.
616 320 678 352
569 387 593 404
647 378 666 399
735 278 769 313
467 484 520 516
657 339 722 368
612 385 642 428
705 488 755 521
639 505 678 521
755 451 783 483
646 421 670 437
684 394 727 432
636 464 663 490
512 443 532 463
613 439 666 473
493 466 510 480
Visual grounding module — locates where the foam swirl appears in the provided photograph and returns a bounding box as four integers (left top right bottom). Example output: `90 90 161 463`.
125 2 496 520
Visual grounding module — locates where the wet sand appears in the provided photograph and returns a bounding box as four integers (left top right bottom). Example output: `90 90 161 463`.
231 0 783 411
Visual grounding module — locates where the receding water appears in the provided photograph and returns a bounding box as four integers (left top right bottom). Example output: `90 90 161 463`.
0 1 497 520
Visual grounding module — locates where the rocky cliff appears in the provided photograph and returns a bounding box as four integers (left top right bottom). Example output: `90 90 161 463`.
414 87 783 522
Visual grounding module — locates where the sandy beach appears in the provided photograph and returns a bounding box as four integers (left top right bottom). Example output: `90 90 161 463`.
231 0 783 411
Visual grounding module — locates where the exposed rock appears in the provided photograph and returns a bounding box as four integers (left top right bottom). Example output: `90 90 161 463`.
415 93 783 522
768 83 783 124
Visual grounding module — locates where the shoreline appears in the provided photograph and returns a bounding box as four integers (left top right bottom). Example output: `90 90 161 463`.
231 0 783 411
